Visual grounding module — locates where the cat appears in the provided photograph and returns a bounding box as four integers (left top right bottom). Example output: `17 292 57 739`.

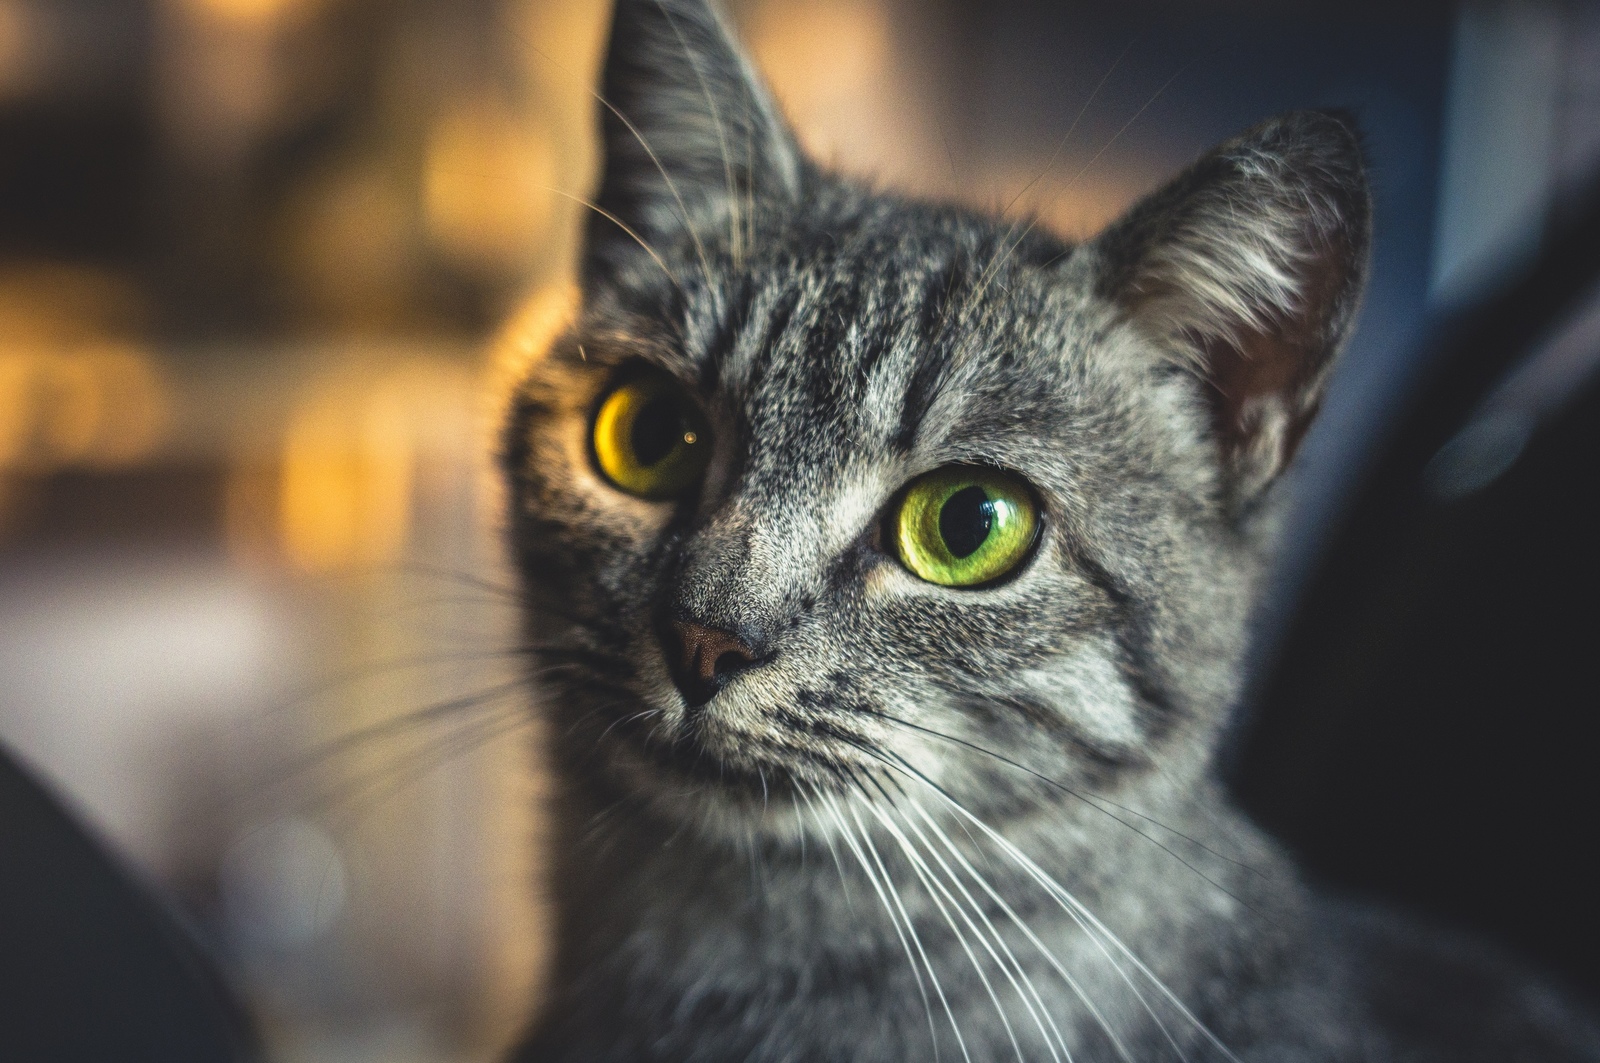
498 1 1600 1059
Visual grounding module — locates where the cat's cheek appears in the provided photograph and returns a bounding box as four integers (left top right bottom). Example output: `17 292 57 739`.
564 482 680 538
1012 650 1146 753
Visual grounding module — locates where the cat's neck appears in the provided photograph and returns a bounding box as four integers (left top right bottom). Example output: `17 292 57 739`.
529 764 1309 1060
543 761 1298 981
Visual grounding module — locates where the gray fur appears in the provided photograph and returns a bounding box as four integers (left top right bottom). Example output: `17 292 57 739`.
500 1 1600 1059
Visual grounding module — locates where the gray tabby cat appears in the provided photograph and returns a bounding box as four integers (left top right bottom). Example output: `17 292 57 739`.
500 1 1600 1058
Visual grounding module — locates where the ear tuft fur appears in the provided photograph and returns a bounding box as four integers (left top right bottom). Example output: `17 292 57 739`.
1095 110 1371 507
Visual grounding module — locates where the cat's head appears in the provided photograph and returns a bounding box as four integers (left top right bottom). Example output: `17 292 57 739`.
502 0 1369 839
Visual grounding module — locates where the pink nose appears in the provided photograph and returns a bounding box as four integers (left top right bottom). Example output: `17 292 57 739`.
666 620 758 706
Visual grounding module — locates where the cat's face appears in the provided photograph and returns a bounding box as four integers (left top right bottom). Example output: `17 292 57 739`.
502 0 1368 842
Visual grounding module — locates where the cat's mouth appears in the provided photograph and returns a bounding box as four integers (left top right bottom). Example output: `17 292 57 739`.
599 700 869 804
646 734 806 799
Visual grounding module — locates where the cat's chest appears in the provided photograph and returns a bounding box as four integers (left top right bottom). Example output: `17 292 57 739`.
550 857 1207 1062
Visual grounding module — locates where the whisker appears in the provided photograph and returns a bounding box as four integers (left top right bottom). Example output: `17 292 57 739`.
591 79 718 287
858 780 1033 1063
867 709 1268 889
307 698 532 830
508 23 719 291
998 40 1131 222
800 785 855 914
579 792 638 854
742 115 757 269
796 788 807 871
588 705 662 743
910 785 1149 1062
844 773 1020 1063
878 789 1073 1063
952 40 1132 323
548 188 687 296
341 709 531 825
986 62 1189 292
845 737 1179 1060
384 562 524 602
745 819 766 903
651 0 741 267
880 748 1238 1063
1058 64 1189 206
564 696 662 771
268 644 540 717
885 747 1188 1057
280 676 536 779
860 748 1133 1061
815 782 967 1063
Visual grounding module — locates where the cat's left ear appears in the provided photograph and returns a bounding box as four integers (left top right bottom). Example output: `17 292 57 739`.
1092 110 1371 507
585 0 802 288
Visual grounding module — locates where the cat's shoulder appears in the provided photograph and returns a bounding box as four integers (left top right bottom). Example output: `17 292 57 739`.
1321 899 1600 1061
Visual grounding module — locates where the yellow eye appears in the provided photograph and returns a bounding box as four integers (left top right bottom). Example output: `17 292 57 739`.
591 374 710 499
893 467 1039 587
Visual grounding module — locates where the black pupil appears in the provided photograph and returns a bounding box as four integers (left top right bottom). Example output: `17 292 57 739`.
939 486 994 558
631 395 683 467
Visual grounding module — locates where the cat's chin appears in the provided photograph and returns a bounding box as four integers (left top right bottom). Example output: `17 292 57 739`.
589 720 870 841
643 733 801 798
608 755 813 844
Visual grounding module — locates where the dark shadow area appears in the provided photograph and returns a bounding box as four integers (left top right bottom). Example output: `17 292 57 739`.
0 745 258 1062
1233 170 1600 1000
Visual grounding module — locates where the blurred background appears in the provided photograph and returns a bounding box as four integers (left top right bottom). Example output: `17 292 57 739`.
0 0 1596 1060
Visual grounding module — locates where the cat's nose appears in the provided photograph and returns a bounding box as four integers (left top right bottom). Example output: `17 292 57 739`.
665 620 759 707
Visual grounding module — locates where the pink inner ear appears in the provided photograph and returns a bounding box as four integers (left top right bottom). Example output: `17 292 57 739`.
1201 237 1353 473
1202 327 1311 466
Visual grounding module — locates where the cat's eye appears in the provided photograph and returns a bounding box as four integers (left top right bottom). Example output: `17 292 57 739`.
591 374 710 499
892 467 1039 587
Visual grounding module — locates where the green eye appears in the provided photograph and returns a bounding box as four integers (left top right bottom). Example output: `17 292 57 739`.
892 467 1039 587
592 374 709 499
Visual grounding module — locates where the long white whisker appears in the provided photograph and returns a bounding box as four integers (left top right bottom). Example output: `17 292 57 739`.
856 743 1205 1062
547 188 685 295
593 707 662 745
863 791 1053 1063
593 93 717 287
742 115 757 268
319 700 531 831
814 783 956 1063
803 785 855 912
886 795 1075 1063
877 712 1269 886
852 749 1145 1043
797 794 806 872
997 41 1130 221
845 785 1021 1063
901 765 1237 1063
985 63 1189 298
962 36 1132 332
900 795 1125 1061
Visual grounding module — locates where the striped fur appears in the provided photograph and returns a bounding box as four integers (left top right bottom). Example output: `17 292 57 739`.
500 2 1600 1059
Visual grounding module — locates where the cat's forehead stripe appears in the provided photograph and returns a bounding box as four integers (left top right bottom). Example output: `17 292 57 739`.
694 234 1042 456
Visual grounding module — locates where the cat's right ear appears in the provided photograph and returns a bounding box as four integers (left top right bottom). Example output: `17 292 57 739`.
585 0 801 290
1091 110 1371 511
